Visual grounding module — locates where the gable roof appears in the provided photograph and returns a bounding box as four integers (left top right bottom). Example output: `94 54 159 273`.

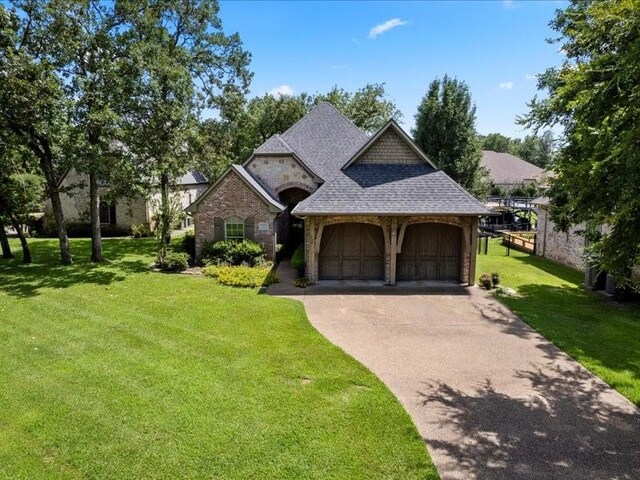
341 120 438 170
254 134 294 155
178 171 208 185
481 150 545 185
276 102 370 179
292 164 490 216
185 164 285 214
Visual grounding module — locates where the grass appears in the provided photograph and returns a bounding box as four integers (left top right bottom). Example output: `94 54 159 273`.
477 239 640 406
0 238 436 479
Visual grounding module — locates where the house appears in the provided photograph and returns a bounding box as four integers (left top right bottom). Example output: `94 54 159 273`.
533 196 586 270
482 150 547 193
46 169 209 232
186 102 490 286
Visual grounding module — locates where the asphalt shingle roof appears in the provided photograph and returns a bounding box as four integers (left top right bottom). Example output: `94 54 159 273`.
293 164 491 216
178 171 208 185
278 102 369 179
254 134 293 155
481 150 546 185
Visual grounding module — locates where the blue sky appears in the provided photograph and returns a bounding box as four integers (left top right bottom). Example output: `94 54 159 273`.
220 0 567 138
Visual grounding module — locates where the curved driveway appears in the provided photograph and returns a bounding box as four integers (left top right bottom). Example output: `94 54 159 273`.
273 281 640 479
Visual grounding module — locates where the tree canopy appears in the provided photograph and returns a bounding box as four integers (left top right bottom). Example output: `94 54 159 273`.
520 0 640 286
413 75 486 196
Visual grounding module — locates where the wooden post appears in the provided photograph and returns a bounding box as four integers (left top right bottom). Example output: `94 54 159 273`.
390 217 397 286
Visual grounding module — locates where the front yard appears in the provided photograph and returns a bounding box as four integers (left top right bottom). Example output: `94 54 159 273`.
477 239 640 406
0 239 436 479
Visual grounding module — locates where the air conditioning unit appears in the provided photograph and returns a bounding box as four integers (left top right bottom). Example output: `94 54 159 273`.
584 263 600 289
605 274 617 295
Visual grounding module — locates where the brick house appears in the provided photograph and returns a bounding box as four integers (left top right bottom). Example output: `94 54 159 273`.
187 102 490 285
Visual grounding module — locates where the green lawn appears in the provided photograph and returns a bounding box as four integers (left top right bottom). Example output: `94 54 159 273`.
477 239 640 406
0 238 436 480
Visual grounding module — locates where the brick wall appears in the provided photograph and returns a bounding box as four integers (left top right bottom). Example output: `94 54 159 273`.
536 206 585 270
355 128 423 165
246 154 317 195
194 169 277 259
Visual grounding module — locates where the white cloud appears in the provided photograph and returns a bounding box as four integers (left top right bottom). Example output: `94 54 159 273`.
368 18 409 39
268 84 294 98
330 64 348 70
498 81 514 90
502 0 516 8
525 73 536 80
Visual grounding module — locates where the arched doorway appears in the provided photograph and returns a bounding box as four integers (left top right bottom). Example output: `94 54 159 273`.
319 223 385 280
277 187 310 255
397 223 462 281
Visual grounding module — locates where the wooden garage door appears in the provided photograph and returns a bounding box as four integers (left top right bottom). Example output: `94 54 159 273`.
319 223 384 280
397 223 461 281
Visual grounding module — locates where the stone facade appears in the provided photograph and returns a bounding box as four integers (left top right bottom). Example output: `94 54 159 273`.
536 206 586 270
246 154 318 195
194 169 278 260
304 215 477 286
44 169 148 229
354 128 422 165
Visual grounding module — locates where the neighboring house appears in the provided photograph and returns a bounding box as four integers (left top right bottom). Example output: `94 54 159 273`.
482 150 547 192
45 169 209 231
187 102 490 286
534 196 586 271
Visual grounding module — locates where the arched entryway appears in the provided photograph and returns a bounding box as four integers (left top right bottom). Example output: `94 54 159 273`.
277 187 311 254
397 223 462 281
319 223 385 280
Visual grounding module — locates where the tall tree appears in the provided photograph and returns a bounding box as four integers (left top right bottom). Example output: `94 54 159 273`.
481 133 513 153
413 76 486 195
50 0 139 262
520 0 640 286
0 2 73 264
123 0 252 264
0 220 12 259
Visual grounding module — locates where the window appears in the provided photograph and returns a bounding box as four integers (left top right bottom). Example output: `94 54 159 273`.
99 201 115 225
225 216 244 241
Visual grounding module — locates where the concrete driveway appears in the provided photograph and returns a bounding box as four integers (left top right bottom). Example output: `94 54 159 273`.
270 280 640 480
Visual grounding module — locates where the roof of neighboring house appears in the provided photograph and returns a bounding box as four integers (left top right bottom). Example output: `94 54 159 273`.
532 196 550 206
185 164 284 213
178 171 209 185
481 150 546 185
275 102 370 179
293 164 490 216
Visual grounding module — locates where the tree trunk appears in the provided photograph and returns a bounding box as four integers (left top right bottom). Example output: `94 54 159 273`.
0 220 13 258
157 173 171 265
38 153 72 264
89 172 103 262
11 220 31 264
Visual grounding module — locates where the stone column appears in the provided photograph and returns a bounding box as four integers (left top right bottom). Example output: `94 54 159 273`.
469 217 479 287
390 217 398 285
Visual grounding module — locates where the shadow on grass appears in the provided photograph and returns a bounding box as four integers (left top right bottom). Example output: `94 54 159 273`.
511 253 584 285
0 238 153 298
418 363 640 480
473 281 640 401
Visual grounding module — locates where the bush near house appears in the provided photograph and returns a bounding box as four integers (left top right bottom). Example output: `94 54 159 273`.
291 243 305 275
131 222 153 238
203 263 278 288
181 229 196 261
160 252 189 272
201 239 265 266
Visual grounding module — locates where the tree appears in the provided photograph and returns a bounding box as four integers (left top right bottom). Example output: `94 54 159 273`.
0 2 73 264
519 0 640 286
481 133 513 153
124 0 252 264
315 83 402 134
413 76 486 195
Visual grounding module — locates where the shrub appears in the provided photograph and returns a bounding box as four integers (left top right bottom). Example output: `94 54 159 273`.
131 222 153 238
294 277 311 288
181 229 196 260
491 272 501 287
201 239 265 266
479 273 492 290
203 264 277 288
290 243 305 275
161 252 189 272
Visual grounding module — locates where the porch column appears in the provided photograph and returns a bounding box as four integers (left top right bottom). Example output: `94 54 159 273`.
307 216 316 282
461 217 471 284
469 217 479 287
390 217 398 285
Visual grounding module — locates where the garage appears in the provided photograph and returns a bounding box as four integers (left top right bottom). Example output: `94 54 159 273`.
397 223 461 281
319 223 385 280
